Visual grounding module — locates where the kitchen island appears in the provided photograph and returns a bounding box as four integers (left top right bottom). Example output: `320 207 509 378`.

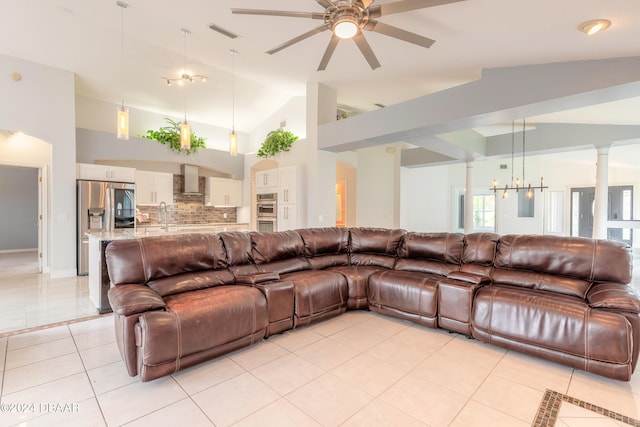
86 223 250 313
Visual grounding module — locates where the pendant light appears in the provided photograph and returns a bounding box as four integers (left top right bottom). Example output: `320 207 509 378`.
229 49 238 156
179 29 192 150
490 119 548 198
116 1 129 140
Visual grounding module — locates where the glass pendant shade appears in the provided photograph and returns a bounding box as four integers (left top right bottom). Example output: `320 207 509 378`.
116 105 129 140
180 121 191 150
229 131 238 156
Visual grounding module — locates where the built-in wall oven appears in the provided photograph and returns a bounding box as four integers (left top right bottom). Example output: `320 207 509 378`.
256 193 277 232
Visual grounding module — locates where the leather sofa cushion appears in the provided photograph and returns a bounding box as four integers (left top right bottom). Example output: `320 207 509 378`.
298 227 349 256
473 285 632 365
298 227 350 269
280 270 348 320
257 257 311 275
219 232 253 266
492 267 592 299
250 231 305 263
148 269 236 297
106 234 228 285
397 232 464 264
496 234 632 284
462 233 499 265
368 270 439 318
394 258 459 276
108 284 166 316
349 227 405 268
140 285 268 364
587 283 640 313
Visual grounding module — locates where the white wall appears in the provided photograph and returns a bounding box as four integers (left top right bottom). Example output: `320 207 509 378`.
400 165 450 232
249 96 306 154
356 144 402 228
0 54 76 277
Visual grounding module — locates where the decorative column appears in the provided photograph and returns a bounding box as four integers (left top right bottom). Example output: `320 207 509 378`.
593 145 610 239
464 161 474 233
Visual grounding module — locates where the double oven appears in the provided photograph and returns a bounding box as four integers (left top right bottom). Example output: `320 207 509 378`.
256 192 277 232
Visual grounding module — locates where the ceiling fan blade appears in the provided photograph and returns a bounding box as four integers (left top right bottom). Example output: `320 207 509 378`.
208 23 239 39
353 33 381 70
317 35 340 71
316 0 335 8
369 0 465 18
359 0 375 8
231 9 327 20
365 21 435 48
267 24 331 55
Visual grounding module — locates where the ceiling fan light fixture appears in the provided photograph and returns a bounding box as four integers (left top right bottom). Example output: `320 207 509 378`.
578 19 611 36
333 13 359 39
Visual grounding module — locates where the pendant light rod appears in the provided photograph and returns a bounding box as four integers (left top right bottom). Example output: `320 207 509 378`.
116 1 129 140
229 49 239 156
491 118 548 198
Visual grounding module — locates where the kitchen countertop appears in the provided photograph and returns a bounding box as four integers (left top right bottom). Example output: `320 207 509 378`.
86 223 250 241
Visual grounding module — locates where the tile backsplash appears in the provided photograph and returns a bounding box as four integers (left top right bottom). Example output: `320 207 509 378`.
137 175 238 225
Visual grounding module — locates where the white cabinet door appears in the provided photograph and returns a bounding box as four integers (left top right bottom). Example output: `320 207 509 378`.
278 204 297 231
77 163 135 183
154 172 174 205
205 178 242 206
256 169 278 194
278 166 298 204
135 171 174 205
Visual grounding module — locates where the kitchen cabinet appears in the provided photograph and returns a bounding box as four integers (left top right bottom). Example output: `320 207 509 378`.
278 204 297 231
256 169 278 194
205 177 242 206
276 165 303 231
76 163 135 183
278 166 299 204
136 170 174 205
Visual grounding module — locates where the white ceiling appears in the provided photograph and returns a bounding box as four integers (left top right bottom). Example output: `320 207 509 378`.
2 0 640 134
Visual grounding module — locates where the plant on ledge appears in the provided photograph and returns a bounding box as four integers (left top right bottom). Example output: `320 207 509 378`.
257 128 299 158
140 118 206 155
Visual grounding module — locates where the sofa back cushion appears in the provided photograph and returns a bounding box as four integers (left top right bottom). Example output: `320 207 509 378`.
349 227 405 268
493 234 632 298
219 232 253 266
297 227 350 269
249 231 311 274
395 232 463 276
148 269 236 297
105 233 228 286
460 232 499 276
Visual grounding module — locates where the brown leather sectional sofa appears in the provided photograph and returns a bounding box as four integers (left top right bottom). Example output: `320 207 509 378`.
105 227 640 382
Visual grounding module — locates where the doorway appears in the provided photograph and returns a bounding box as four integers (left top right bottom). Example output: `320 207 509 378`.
0 165 41 273
570 185 633 245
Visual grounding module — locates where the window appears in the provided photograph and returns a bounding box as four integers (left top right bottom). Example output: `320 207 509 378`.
517 191 535 217
473 194 496 231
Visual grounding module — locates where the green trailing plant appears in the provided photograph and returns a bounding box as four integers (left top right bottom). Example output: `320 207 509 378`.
140 118 206 155
257 128 299 158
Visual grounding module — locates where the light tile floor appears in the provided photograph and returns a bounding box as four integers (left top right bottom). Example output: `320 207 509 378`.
1 310 640 427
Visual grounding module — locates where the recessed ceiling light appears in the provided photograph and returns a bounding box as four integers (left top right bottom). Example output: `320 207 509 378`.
578 19 611 36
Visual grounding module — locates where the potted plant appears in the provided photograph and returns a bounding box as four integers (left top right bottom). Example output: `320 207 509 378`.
257 128 299 158
140 118 206 155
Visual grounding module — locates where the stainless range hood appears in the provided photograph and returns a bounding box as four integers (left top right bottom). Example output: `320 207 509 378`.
181 164 201 195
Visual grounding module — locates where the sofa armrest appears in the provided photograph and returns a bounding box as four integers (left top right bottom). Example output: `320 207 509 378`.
108 284 166 316
587 283 640 313
446 271 491 285
235 272 280 286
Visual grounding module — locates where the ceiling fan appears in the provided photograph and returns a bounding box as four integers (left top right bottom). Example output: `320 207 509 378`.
231 0 464 71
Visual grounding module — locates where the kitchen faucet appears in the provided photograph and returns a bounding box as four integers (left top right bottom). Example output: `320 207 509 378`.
159 201 168 231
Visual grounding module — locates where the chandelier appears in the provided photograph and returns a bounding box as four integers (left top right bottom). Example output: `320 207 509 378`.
163 29 208 86
491 119 548 199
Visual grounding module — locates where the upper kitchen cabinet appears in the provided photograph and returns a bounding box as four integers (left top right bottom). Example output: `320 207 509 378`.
256 169 278 194
136 170 174 205
76 163 135 183
205 177 242 207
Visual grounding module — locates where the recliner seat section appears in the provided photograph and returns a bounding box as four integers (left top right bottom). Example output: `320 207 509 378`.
105 228 640 382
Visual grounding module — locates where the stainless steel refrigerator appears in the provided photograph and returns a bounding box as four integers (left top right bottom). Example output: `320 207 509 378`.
76 180 135 275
